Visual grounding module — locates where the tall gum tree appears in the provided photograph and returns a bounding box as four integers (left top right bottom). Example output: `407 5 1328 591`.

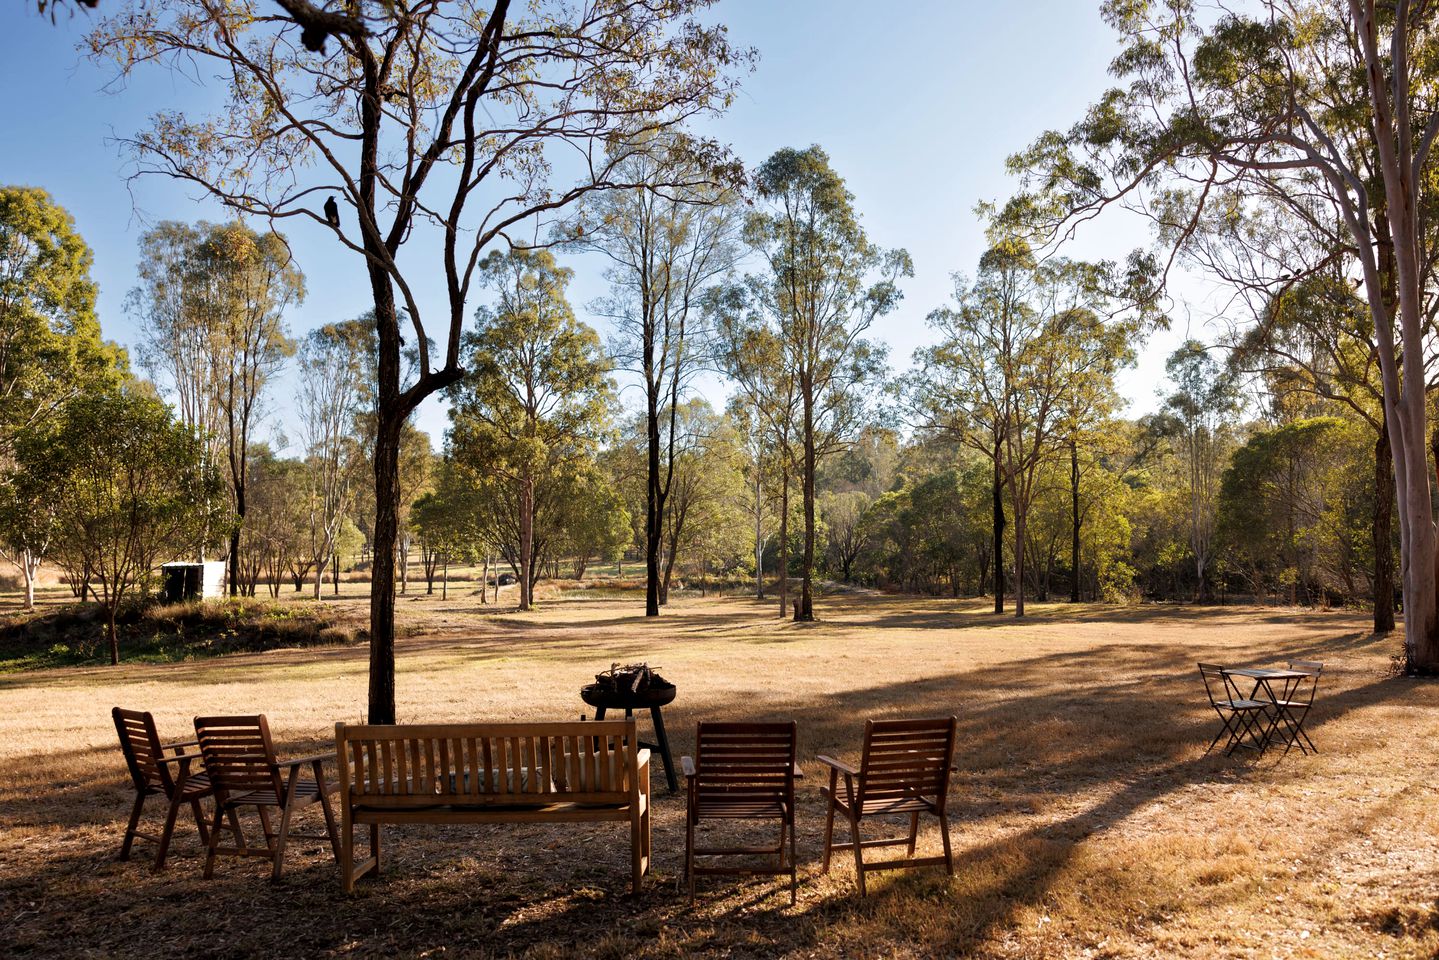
0 186 125 608
741 146 908 621
563 141 743 617
1003 1 1439 669
88 0 753 719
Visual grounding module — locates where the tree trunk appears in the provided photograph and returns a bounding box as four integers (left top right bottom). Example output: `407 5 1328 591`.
1070 439 1081 603
228 490 244 598
480 552 489 605
778 467 790 618
106 603 120 666
1013 508 1027 618
1369 423 1392 633
799 388 816 621
518 473 534 611
368 409 402 723
754 444 765 601
645 381 663 618
333 550 341 596
991 448 1005 614
21 548 37 611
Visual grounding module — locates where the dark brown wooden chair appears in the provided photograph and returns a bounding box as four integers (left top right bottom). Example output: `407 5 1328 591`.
682 720 798 903
818 716 957 896
113 707 231 872
194 715 340 880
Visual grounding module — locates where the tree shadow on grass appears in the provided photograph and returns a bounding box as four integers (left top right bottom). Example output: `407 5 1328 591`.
0 633 1420 959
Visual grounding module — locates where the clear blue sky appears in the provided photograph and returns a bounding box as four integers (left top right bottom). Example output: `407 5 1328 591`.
0 1 1199 449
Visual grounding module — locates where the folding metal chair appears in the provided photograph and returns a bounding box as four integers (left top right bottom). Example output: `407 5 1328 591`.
1198 664 1268 756
1269 660 1323 756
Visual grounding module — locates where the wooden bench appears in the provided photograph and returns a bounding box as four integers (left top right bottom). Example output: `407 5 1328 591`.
334 719 651 893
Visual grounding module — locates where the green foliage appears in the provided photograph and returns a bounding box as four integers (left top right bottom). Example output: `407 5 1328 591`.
0 186 124 450
16 391 228 662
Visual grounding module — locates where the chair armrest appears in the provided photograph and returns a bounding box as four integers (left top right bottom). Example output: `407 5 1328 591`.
158 751 202 766
816 754 858 777
163 738 199 752
681 755 696 778
792 761 804 780
276 752 335 769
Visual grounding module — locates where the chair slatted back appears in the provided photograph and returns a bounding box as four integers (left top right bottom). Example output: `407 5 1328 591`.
692 721 796 808
1285 660 1324 706
857 716 956 807
335 720 637 808
195 715 282 798
113 707 169 793
1198 663 1244 706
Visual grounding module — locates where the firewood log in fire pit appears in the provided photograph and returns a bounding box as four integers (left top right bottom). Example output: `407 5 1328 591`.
582 662 676 710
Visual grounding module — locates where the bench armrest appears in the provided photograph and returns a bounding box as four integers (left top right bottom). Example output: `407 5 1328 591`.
276 752 334 769
681 755 696 778
636 748 651 770
816 754 858 777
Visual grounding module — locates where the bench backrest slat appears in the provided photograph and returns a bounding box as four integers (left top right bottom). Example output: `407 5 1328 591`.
336 720 638 807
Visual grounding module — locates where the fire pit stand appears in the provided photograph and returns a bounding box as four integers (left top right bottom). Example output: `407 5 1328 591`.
580 682 679 793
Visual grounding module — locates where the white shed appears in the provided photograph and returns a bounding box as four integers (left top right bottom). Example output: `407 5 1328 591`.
160 561 227 602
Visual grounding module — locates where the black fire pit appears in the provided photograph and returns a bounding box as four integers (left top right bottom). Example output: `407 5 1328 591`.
581 665 678 793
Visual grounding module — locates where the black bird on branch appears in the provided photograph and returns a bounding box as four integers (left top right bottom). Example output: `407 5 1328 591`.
324 195 340 229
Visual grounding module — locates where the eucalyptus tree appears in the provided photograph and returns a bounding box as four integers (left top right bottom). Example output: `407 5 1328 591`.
740 146 908 620
447 249 613 611
914 238 1129 617
1003 0 1439 668
89 0 752 721
565 140 744 616
714 292 799 615
129 221 300 595
297 322 366 599
19 391 225 664
0 186 124 607
1159 341 1242 601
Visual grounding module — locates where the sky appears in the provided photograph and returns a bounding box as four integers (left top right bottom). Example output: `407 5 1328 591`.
0 0 1209 451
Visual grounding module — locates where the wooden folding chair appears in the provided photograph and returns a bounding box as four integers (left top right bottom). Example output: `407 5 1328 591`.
1198 664 1268 756
194 715 340 880
818 716 957 896
112 707 233 872
682 720 798 904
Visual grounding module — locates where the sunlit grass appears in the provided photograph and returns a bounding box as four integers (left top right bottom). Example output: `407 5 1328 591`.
0 593 1435 958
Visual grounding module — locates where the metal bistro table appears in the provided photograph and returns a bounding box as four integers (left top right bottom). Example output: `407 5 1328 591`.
1220 667 1315 755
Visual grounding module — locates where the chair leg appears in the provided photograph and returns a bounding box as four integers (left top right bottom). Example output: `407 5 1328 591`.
788 817 798 906
847 809 866 897
271 768 302 881
257 806 274 846
938 809 954 876
907 811 920 857
203 802 226 879
227 808 246 850
315 783 341 862
370 824 381 876
340 804 354 894
190 799 210 846
821 795 836 873
152 793 185 873
119 791 145 861
685 813 696 899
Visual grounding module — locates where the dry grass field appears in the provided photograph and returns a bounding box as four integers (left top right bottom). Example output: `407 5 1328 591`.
1 591 1436 959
